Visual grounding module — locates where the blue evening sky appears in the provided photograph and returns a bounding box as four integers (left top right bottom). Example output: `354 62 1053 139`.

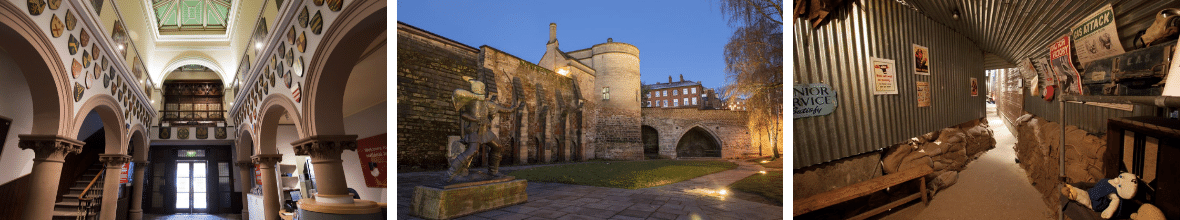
396 1 736 90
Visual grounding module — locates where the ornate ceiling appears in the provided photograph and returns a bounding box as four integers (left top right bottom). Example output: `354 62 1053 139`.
152 0 232 33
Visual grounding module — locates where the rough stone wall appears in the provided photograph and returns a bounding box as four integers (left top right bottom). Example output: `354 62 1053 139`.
641 108 752 159
1013 114 1108 214
480 46 597 164
591 42 643 160
396 28 481 170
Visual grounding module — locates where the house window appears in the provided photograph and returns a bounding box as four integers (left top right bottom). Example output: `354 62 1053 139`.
692 97 697 105
602 87 610 100
663 91 667 96
647 93 651 98
683 98 688 105
674 99 679 107
663 100 667 107
692 88 697 94
673 90 678 96
683 88 687 95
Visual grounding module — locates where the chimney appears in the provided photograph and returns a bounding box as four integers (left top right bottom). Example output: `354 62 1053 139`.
549 23 557 43
680 74 684 82
668 76 673 83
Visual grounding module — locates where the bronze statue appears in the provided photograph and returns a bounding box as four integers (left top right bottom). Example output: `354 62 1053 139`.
448 76 520 182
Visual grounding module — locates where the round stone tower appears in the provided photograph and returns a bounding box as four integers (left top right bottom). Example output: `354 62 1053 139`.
590 38 644 160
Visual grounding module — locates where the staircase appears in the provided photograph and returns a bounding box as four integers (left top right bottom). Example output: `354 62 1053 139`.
52 163 105 220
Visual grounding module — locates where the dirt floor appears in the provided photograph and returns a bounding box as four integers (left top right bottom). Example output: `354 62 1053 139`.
877 103 1054 220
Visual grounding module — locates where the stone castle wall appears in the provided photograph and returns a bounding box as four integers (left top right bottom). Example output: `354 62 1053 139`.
641 108 752 159
480 46 598 164
396 28 482 170
591 42 644 160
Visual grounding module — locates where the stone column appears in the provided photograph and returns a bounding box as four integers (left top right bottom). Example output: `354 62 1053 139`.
18 135 84 220
291 135 381 216
98 154 131 220
292 135 356 204
129 160 148 220
252 154 283 220
236 160 254 219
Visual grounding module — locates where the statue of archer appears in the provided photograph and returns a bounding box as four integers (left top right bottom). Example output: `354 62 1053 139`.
448 76 521 182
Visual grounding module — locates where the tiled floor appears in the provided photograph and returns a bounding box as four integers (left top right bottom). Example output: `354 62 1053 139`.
143 213 242 220
398 159 784 220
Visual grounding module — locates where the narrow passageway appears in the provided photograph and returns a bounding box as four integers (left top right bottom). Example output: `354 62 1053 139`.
883 103 1052 219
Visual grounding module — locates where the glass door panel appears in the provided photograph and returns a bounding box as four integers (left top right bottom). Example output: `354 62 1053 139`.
175 161 208 213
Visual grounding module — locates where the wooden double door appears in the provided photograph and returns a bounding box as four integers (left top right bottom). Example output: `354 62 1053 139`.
145 145 238 214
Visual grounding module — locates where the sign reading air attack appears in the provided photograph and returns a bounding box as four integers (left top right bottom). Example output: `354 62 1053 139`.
794 83 838 118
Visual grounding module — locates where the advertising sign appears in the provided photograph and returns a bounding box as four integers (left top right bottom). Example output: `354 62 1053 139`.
870 57 898 95
971 78 979 96
793 83 838 118
119 163 131 184
1072 4 1125 65
357 134 387 188
255 164 262 185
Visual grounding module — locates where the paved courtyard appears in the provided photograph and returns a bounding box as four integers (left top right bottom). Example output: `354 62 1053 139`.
397 160 784 220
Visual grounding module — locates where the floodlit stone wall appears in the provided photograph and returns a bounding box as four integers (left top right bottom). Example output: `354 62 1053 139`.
641 108 754 159
480 46 597 164
396 27 482 170
1013 114 1109 214
590 42 644 160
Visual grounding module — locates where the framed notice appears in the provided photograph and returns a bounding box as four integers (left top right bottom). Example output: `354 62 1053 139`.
971 78 979 96
357 134 387 188
917 81 931 107
913 44 930 75
870 57 898 95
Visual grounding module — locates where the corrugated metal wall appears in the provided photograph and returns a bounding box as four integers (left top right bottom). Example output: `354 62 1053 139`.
996 69 1025 134
1022 96 1159 134
1007 0 1178 134
793 0 987 168
907 0 1180 65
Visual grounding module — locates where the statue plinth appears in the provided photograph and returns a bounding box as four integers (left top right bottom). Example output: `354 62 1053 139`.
411 178 528 220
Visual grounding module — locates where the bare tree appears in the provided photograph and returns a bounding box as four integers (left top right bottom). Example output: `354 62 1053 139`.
720 0 783 159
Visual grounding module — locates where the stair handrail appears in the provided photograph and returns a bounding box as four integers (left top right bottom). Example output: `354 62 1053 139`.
78 169 105 200
76 169 105 220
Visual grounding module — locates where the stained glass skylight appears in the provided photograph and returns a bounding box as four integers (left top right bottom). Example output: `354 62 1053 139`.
153 0 231 33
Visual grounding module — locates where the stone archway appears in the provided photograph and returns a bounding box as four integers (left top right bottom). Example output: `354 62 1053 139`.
676 126 722 158
642 125 659 159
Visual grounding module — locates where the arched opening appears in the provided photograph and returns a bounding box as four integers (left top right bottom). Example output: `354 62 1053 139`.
642 125 659 159
160 64 227 127
676 126 721 158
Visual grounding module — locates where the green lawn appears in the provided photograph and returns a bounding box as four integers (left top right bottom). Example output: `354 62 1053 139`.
746 156 783 169
507 160 737 189
730 170 783 205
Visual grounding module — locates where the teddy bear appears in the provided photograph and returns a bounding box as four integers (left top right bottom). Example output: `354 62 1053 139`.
1060 172 1138 219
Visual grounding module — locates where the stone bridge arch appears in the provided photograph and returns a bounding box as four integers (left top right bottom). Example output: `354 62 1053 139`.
641 108 753 159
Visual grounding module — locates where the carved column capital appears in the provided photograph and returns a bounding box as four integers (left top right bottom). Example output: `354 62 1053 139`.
251 154 283 166
291 135 358 159
18 135 84 162
99 154 132 168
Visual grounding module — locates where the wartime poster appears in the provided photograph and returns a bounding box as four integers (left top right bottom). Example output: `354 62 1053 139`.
1050 35 1084 94
971 78 979 96
357 134 387 188
870 57 898 95
1072 4 1124 65
913 44 930 75
1018 58 1040 94
917 81 931 107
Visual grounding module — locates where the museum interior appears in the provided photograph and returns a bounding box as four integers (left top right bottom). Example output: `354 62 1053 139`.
0 0 387 219
794 0 1180 219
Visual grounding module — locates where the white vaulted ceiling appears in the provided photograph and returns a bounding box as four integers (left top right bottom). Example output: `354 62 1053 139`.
902 0 1180 68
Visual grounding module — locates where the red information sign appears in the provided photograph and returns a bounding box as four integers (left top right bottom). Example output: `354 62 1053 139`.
255 164 262 185
357 134 386 188
119 163 130 184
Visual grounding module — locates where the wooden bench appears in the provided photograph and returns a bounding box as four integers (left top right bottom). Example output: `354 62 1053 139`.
794 165 934 219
